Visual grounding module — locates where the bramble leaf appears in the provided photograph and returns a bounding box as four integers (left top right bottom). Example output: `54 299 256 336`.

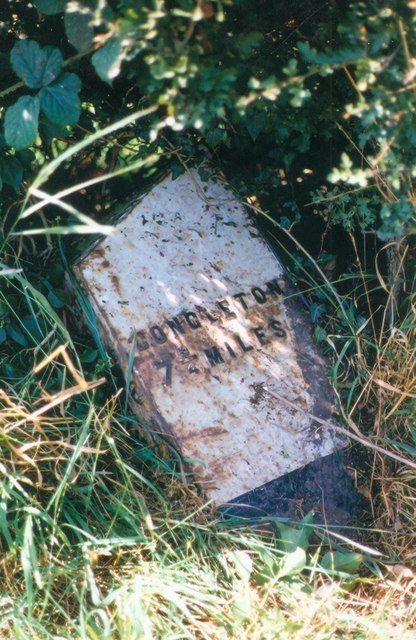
65 2 94 52
5 96 40 149
39 72 81 125
92 38 123 84
10 40 63 88
33 0 67 14
42 46 65 86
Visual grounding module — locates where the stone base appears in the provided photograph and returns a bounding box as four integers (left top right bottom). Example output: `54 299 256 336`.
220 448 367 528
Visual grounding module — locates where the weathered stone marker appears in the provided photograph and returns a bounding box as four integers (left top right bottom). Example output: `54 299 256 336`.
75 170 350 513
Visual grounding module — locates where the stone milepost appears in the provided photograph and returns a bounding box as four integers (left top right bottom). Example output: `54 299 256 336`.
74 170 347 508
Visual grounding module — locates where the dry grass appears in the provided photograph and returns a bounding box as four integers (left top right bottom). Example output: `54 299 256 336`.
0 228 415 638
347 243 416 562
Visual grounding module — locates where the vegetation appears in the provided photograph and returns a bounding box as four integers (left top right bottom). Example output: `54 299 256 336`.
0 0 415 637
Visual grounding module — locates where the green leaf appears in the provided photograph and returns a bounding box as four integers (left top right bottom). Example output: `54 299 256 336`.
254 548 281 586
10 40 63 88
39 121 71 142
276 514 314 554
33 0 67 14
80 347 99 364
205 127 228 148
42 46 65 85
92 38 123 84
39 72 81 125
321 550 363 574
278 547 307 578
0 328 7 345
5 96 40 149
6 324 29 347
65 2 94 52
314 325 328 343
22 315 44 343
245 109 268 142
301 511 315 527
0 156 23 191
16 149 36 166
47 289 67 308
236 32 263 56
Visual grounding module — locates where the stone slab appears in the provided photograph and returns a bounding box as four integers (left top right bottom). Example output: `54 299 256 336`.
74 170 347 505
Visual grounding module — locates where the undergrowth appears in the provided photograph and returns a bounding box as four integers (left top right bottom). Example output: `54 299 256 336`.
0 91 414 640
0 154 415 639
0 209 415 639
0 2 416 637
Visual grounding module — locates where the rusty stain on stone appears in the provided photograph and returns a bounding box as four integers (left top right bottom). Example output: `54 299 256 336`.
74 170 346 504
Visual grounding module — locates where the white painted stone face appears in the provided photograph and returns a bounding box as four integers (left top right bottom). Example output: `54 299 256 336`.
74 170 346 504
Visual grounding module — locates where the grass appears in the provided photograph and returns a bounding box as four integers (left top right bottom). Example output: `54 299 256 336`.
0 224 414 640
1 4 415 634
0 135 415 637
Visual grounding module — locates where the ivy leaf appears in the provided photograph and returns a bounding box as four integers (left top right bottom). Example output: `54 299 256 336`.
5 96 40 149
10 40 63 88
39 72 81 125
65 2 94 52
0 156 24 191
33 0 67 14
92 38 123 84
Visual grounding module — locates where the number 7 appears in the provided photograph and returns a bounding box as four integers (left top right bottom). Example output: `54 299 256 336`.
155 357 173 386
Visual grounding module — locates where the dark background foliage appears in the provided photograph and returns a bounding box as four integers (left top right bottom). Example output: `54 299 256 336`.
0 1 415 293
